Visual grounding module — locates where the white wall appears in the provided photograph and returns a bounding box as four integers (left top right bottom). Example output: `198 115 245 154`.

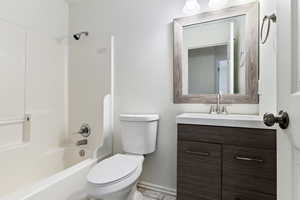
0 0 68 196
68 0 276 190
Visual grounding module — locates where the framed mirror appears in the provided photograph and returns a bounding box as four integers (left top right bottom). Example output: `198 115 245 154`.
173 2 259 104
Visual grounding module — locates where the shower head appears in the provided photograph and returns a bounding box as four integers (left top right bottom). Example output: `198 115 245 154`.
73 31 89 40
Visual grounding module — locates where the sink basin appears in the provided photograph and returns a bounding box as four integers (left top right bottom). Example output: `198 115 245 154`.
176 113 273 129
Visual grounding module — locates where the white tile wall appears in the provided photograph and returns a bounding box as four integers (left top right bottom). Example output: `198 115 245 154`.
0 0 69 196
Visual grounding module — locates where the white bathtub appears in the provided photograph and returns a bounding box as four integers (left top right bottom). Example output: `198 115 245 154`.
1 94 114 200
1 146 96 200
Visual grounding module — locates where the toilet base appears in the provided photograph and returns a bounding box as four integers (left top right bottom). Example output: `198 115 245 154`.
127 186 143 200
88 184 143 200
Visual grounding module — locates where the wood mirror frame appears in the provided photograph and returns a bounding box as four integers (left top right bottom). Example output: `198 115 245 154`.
173 2 259 104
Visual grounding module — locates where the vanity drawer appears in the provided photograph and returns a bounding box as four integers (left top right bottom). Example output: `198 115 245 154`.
222 188 276 200
182 141 221 161
180 141 221 200
178 125 276 149
223 145 276 194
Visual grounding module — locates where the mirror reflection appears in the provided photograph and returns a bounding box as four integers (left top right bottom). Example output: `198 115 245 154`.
182 15 246 95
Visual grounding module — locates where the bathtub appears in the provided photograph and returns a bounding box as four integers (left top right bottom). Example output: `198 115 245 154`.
1 146 97 200
1 94 114 200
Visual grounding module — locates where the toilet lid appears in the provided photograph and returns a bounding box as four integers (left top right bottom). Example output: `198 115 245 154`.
87 154 139 185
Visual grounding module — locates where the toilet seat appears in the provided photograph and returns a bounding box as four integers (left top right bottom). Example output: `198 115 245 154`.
87 154 140 186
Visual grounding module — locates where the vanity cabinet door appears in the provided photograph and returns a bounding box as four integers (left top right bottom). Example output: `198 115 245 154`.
180 141 221 200
222 145 276 195
222 189 276 200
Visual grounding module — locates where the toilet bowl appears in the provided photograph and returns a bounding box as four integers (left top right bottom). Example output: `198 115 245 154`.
86 114 159 200
86 154 144 200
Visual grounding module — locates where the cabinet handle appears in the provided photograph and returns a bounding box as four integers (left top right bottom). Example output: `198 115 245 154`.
185 150 210 157
235 197 255 200
234 155 264 163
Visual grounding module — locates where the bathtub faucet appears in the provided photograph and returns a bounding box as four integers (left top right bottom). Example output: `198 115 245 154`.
77 123 91 138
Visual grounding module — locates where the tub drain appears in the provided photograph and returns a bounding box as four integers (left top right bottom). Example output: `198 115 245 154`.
79 149 86 157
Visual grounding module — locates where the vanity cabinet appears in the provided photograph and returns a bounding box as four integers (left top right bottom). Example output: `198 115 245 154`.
177 124 276 200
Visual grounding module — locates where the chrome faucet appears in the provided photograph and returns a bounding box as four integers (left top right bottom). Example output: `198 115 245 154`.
75 123 91 146
210 93 228 114
76 139 88 146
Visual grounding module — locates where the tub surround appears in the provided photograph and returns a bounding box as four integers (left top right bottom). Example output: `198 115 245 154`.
0 0 68 196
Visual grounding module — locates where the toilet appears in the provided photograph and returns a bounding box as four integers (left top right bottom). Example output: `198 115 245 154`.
86 114 159 200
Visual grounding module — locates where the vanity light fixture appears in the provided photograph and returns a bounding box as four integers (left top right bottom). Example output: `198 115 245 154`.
183 0 201 15
208 0 229 10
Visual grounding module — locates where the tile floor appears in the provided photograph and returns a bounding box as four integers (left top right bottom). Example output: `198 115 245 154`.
138 188 176 200
76 187 176 200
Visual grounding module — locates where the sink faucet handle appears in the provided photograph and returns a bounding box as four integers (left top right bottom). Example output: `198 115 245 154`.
221 105 228 114
210 105 217 114
217 92 222 103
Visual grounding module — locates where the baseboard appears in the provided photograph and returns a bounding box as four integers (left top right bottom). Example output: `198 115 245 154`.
138 181 177 197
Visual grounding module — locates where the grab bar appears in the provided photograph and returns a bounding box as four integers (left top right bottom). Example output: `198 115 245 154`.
0 114 31 126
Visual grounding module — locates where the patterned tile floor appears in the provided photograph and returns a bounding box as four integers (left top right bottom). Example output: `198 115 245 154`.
138 188 176 200
73 187 176 200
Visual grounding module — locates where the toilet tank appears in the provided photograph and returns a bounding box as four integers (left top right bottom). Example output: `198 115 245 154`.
120 114 159 155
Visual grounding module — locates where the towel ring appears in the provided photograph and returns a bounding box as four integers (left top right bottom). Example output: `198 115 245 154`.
261 14 277 44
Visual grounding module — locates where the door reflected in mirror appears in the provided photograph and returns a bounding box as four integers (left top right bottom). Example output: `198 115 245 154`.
182 15 246 95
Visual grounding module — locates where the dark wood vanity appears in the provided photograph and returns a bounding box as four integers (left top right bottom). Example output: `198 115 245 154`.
177 124 276 200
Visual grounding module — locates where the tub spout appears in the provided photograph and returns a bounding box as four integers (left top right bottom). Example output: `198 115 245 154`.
76 139 88 146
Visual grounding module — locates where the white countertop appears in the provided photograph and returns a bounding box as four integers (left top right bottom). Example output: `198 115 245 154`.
176 113 275 129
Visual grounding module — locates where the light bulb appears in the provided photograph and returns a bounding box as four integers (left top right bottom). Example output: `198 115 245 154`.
208 0 229 10
183 0 201 15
